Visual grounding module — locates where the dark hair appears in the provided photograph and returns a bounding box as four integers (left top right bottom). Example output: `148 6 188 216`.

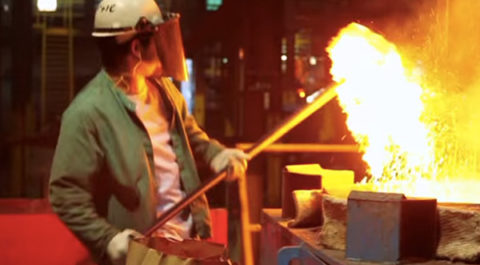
95 32 153 71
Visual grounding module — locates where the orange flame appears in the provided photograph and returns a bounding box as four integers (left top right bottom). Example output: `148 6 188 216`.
327 23 480 203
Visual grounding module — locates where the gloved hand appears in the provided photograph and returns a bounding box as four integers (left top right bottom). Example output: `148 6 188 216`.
106 229 143 265
210 148 250 181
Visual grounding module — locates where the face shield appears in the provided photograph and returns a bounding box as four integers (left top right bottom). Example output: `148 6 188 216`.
136 13 188 81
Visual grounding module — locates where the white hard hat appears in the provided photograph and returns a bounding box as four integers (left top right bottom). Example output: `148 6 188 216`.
92 0 163 38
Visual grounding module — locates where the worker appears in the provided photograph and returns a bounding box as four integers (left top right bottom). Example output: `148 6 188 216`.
48 0 248 264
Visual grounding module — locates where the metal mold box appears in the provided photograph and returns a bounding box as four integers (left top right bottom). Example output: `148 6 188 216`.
346 190 437 263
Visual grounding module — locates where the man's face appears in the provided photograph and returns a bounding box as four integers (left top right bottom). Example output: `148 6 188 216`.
134 37 163 77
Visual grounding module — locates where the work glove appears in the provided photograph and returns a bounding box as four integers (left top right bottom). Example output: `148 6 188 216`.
106 229 143 265
210 148 250 181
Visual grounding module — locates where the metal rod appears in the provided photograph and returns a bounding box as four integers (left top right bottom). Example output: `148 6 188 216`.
143 170 228 236
245 86 338 158
40 14 47 126
238 170 254 265
144 84 338 236
236 143 359 153
68 0 74 101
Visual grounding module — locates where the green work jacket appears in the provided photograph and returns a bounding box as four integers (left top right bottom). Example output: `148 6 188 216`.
49 69 225 262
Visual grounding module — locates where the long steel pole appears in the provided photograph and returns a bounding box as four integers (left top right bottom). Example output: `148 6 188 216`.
144 84 338 237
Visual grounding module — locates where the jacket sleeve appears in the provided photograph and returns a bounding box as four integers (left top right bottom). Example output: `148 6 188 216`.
167 82 225 164
49 107 120 261
183 104 226 165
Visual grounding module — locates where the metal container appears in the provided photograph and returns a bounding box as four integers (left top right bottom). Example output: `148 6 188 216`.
346 190 437 263
281 164 322 218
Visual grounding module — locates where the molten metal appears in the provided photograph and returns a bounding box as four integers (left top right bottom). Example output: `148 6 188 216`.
327 23 480 203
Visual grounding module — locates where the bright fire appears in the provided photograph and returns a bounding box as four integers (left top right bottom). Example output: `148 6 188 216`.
326 23 480 203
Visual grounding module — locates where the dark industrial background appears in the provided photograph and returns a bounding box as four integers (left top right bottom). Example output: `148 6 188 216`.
0 0 432 262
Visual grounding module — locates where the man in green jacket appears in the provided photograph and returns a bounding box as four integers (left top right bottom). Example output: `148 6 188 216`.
49 0 248 264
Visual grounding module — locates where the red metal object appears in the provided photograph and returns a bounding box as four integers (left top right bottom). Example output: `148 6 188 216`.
0 199 228 265
0 199 95 265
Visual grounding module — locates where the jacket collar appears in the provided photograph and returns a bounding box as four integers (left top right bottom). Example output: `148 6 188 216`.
100 69 138 113
100 69 176 128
